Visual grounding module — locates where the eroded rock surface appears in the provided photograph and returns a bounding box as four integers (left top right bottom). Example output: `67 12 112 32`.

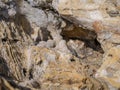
0 0 119 90
53 0 120 89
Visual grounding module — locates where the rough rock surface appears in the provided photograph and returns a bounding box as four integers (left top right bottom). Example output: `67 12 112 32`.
53 0 120 89
0 0 119 90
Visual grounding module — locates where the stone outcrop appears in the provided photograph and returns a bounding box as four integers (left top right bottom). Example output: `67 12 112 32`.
53 0 120 89
0 0 120 90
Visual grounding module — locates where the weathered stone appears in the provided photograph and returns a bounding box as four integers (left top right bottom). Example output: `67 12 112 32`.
52 0 120 49
26 46 107 90
52 0 120 89
1 0 120 89
96 46 120 88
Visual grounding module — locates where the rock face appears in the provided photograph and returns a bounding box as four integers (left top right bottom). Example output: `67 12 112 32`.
53 0 120 89
0 0 120 90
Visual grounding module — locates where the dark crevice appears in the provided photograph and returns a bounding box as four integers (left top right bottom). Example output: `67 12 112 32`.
61 21 104 53
37 60 43 65
70 58 76 62
84 39 104 53
62 35 104 53
23 68 27 76
0 57 11 78
34 30 41 45
2 38 19 43
40 27 53 41
29 69 33 80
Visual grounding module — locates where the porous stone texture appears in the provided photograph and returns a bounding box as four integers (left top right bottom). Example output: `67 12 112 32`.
0 0 119 90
